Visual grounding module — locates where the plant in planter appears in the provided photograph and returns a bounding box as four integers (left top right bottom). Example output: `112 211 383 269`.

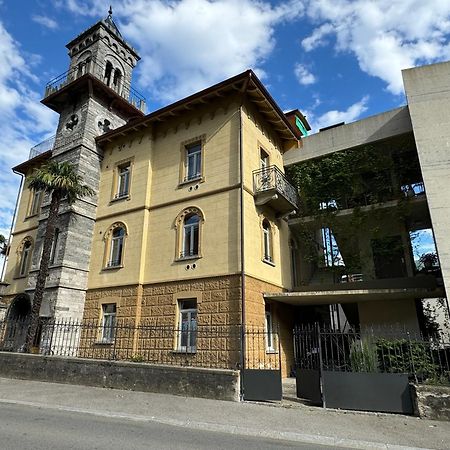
350 339 378 373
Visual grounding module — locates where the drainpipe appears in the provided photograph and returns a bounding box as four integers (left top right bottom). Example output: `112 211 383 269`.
239 75 250 400
1 170 25 281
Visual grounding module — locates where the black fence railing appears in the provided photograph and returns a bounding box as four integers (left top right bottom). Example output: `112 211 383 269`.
44 59 146 112
293 324 450 385
0 319 248 370
253 165 299 208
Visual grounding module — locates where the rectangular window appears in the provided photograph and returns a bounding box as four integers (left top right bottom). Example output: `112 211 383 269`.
177 299 197 352
260 149 269 170
101 303 116 343
115 163 130 199
29 190 42 216
50 228 60 265
265 304 275 352
185 142 202 182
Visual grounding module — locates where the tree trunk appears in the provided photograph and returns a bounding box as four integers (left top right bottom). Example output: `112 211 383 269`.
25 192 61 352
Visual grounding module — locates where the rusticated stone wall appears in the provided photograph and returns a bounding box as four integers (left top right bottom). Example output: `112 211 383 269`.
80 275 242 369
244 275 294 377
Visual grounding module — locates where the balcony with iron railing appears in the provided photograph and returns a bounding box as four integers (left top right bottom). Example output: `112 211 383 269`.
29 134 56 160
43 59 146 113
253 165 299 214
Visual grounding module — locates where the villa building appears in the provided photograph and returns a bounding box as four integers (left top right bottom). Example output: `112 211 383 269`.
1 12 449 384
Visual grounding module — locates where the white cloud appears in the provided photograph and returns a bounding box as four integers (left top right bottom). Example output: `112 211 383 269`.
305 95 369 132
51 0 305 103
0 21 57 243
302 0 450 94
294 63 316 85
32 15 59 30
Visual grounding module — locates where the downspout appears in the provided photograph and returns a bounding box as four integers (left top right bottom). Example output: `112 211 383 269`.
239 75 250 400
1 170 25 281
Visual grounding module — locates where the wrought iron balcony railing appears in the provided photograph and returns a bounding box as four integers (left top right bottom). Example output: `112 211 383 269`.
253 165 299 211
29 135 56 160
44 59 146 113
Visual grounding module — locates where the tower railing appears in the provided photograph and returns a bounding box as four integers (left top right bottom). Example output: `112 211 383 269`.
44 59 146 113
29 134 56 160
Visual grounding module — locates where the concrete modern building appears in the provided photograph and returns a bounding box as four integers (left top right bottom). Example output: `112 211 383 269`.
0 12 449 380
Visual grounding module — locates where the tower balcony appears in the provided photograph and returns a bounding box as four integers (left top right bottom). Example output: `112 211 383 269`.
42 59 146 115
29 135 56 160
253 165 299 215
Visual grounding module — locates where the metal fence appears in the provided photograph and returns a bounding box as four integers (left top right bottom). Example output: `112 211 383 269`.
0 318 245 370
293 324 450 384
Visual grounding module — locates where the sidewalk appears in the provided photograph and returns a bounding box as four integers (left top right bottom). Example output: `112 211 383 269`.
0 377 448 449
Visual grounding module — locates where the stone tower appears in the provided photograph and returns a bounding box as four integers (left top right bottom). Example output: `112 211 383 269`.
26 11 145 319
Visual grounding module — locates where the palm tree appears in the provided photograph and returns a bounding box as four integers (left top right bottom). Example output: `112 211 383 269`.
25 161 94 351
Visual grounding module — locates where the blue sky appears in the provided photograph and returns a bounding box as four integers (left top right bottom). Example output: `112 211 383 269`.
1 0 450 244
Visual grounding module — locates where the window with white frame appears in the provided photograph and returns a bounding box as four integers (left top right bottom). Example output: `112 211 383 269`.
177 299 197 352
262 219 273 263
19 240 32 276
260 149 269 170
265 304 275 352
185 142 202 181
101 303 116 343
107 227 125 268
29 190 42 216
181 214 200 258
50 228 60 265
115 163 130 199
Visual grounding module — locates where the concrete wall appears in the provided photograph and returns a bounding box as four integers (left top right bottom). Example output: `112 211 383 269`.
0 352 240 402
283 106 412 165
403 61 450 303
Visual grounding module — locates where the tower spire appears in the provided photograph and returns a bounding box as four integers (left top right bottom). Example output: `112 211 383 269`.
108 5 113 17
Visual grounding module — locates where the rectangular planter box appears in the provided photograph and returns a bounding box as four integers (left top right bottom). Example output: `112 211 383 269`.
322 371 413 414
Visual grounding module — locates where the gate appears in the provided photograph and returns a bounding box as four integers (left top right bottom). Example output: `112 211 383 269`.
242 327 282 401
293 325 416 414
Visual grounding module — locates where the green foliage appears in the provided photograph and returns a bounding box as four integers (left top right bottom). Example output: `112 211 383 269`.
28 161 94 204
376 338 437 382
0 234 6 256
130 354 145 363
350 340 378 373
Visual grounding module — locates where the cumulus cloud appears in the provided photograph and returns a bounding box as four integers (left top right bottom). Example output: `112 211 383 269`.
301 0 450 94
294 63 316 85
32 15 59 30
52 0 305 102
305 95 369 132
0 21 57 241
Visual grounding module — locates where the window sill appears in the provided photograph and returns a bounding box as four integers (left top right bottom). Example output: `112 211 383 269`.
266 349 278 354
172 349 197 355
94 341 114 346
175 255 202 262
13 275 28 280
110 194 130 203
103 264 124 271
178 176 204 187
24 213 38 220
262 259 275 267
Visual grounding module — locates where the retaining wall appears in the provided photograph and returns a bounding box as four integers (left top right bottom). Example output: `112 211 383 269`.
0 352 240 402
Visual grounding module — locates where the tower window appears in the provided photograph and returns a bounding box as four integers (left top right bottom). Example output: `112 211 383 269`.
113 69 122 93
185 142 202 182
104 61 113 86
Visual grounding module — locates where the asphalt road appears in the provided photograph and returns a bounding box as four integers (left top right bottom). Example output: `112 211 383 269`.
0 402 354 450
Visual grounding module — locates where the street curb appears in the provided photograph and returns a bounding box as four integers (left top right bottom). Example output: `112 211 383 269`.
0 398 430 450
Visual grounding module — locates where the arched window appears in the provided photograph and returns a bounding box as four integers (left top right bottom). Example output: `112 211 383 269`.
104 61 113 86
182 214 200 258
104 223 127 268
18 238 33 276
175 207 204 260
113 69 122 94
262 219 273 263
